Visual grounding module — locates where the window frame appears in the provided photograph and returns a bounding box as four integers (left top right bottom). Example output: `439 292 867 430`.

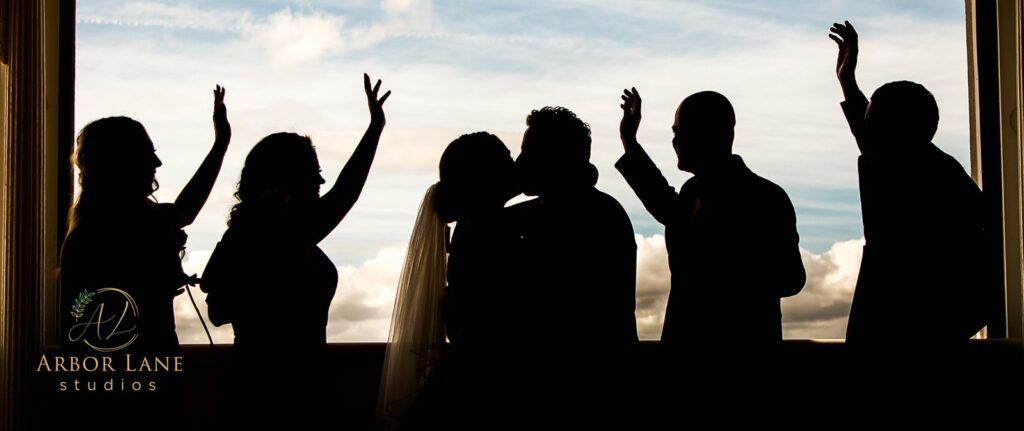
46 0 1024 343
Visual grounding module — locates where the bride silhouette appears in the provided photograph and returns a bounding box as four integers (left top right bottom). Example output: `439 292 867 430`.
377 132 523 428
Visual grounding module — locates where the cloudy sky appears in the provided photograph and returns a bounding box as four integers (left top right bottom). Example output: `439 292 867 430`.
74 0 971 342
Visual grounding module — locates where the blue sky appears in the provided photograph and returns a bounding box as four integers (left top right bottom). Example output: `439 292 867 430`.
74 0 971 341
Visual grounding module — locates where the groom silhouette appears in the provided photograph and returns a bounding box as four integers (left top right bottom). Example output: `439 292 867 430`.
509 106 638 425
512 106 639 346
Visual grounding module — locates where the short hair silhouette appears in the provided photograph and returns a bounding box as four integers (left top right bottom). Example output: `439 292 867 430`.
229 132 319 226
524 106 592 165
676 90 736 150
519 106 597 194
70 116 161 227
867 80 939 145
673 91 736 173
435 132 515 223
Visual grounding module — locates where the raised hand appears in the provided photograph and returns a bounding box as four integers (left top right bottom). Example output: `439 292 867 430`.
364 73 391 128
829 21 859 85
174 85 231 227
213 85 230 146
307 74 390 243
619 87 642 151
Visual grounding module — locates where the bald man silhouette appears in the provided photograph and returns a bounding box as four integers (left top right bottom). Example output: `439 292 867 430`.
616 89 806 348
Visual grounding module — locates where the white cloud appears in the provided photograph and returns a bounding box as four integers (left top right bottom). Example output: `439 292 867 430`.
369 0 436 45
326 245 405 341
633 235 863 340
635 234 671 340
241 9 347 66
80 1 949 344
78 1 242 31
780 238 863 339
237 1 437 67
173 249 235 344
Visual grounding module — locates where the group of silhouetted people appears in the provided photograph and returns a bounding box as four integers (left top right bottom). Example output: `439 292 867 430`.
57 21 1001 428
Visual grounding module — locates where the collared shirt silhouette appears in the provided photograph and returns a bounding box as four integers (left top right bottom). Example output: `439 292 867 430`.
615 89 805 345
830 21 997 342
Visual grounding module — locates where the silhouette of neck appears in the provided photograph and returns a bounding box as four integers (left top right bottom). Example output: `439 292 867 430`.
690 153 736 178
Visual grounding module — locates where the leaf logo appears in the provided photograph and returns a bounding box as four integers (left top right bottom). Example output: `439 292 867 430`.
70 289 96 321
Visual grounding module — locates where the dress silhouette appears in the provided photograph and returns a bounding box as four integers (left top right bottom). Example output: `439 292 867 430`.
830 21 998 344
615 89 805 347
201 74 390 424
379 132 523 429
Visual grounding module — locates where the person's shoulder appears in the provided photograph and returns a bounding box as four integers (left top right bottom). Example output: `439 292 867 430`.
928 145 981 195
588 188 634 228
741 169 796 211
929 145 972 175
680 176 698 191
588 188 628 211
743 166 787 195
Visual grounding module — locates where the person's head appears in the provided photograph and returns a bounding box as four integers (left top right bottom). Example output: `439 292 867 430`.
516 106 597 196
230 132 324 224
69 117 161 227
865 80 939 151
672 91 736 174
435 132 518 223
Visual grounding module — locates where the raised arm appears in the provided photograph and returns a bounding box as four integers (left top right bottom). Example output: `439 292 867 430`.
174 85 231 227
309 74 391 243
829 21 871 154
614 87 684 226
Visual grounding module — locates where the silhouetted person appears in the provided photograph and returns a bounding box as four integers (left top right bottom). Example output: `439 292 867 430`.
615 89 806 347
378 132 523 429
438 133 523 349
514 106 639 345
57 86 231 428
830 22 997 345
511 106 638 425
202 74 390 424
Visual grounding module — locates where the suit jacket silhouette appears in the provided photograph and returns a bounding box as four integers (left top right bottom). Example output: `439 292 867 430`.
511 187 639 346
840 93 996 343
616 147 805 345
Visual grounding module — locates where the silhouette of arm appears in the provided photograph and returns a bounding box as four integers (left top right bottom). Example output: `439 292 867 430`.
310 74 391 243
760 189 806 298
615 87 682 225
830 21 871 155
174 86 231 228
615 217 640 343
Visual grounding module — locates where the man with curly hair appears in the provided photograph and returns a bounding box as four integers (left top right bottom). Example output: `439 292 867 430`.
514 106 639 345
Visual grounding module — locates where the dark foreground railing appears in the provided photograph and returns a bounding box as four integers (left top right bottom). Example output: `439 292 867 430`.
35 340 1024 428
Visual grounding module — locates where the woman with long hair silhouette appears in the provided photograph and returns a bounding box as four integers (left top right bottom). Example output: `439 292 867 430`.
202 74 390 424
377 131 522 428
58 86 231 426
60 85 230 351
